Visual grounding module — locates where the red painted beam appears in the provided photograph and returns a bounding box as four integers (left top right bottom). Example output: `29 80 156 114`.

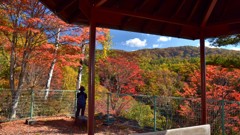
200 0 218 125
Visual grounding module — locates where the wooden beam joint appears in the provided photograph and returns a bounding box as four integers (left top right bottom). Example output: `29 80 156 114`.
201 0 218 28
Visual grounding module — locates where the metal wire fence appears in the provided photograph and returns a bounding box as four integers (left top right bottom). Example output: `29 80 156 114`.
0 89 76 122
102 93 240 135
1 89 239 135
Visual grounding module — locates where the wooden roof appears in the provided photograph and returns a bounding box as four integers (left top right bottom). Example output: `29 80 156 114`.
40 0 240 40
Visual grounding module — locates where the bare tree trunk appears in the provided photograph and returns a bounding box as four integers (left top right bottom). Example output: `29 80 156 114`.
44 28 60 100
9 33 17 119
17 51 29 89
76 43 86 90
10 90 20 119
9 33 16 91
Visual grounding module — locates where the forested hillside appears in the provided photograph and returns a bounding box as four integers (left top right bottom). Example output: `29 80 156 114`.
97 46 240 99
132 46 240 68
132 46 240 58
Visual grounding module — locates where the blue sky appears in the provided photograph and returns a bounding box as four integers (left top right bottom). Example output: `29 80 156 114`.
97 29 240 52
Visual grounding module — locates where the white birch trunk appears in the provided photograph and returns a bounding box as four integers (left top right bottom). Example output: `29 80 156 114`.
76 43 86 90
44 28 60 100
44 59 56 100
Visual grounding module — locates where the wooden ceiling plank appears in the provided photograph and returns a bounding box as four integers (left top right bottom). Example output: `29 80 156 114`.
208 18 240 26
95 0 108 7
67 9 81 24
201 0 218 28
55 0 77 13
150 1 165 15
120 0 150 29
218 0 230 19
187 0 201 22
173 0 186 17
94 7 198 29
205 18 240 35
141 0 166 33
112 0 121 8
119 17 129 29
140 20 149 32
134 0 151 12
40 0 240 39
171 0 186 37
79 0 91 19
204 25 231 37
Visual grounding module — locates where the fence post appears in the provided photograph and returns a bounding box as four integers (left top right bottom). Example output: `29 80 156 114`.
30 89 34 119
107 92 110 125
139 96 143 126
154 95 157 131
221 99 225 135
74 90 78 116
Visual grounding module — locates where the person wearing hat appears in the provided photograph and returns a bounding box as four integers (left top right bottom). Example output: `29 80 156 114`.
75 86 87 118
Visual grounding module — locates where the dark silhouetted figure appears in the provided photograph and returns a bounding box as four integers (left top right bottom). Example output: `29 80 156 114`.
75 86 87 118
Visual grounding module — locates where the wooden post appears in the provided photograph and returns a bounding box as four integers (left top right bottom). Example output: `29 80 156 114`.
200 36 207 124
88 21 96 135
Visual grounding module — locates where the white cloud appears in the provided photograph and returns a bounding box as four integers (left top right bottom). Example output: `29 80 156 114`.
226 47 240 51
158 36 172 42
197 41 217 48
205 41 215 48
141 33 151 36
196 41 240 51
153 44 161 48
125 38 147 47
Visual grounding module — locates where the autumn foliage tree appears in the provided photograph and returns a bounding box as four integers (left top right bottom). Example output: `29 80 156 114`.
30 26 109 95
178 65 240 134
62 27 110 90
140 68 179 96
97 57 144 115
0 0 112 117
0 0 74 118
97 57 143 94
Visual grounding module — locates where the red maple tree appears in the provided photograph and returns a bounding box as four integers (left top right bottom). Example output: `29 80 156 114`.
97 57 144 115
178 65 240 134
97 57 144 94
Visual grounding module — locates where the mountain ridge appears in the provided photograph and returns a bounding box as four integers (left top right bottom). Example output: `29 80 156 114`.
129 46 240 59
